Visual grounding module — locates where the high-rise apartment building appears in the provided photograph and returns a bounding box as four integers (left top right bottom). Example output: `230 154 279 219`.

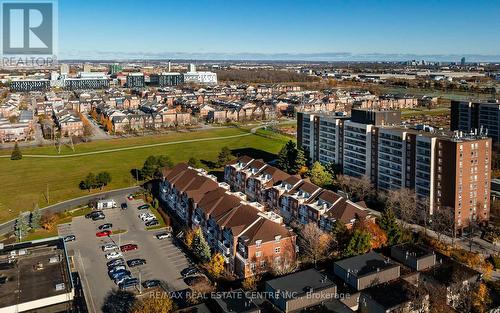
126 72 145 88
297 109 492 231
451 100 500 143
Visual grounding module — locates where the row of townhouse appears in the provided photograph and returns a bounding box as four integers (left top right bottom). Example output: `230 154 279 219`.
224 156 373 232
160 164 297 278
206 103 277 123
53 108 84 137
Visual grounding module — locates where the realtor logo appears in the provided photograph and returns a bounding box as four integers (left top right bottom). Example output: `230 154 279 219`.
2 1 54 54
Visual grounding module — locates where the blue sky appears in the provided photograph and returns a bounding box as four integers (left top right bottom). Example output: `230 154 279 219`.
58 0 500 61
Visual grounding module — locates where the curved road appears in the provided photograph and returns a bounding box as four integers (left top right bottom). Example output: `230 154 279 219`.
0 126 263 159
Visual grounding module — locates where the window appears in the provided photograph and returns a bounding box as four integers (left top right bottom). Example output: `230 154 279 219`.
255 251 262 257
275 247 281 254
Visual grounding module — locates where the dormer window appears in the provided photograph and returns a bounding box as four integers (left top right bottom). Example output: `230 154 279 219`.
255 240 262 248
274 235 281 242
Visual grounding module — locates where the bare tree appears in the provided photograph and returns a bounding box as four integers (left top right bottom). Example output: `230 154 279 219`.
385 188 418 229
431 206 455 243
299 223 333 267
335 174 373 201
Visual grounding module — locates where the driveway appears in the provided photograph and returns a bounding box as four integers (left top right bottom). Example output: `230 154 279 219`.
59 194 190 313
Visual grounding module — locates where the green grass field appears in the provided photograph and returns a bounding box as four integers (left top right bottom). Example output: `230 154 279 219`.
401 107 450 117
0 127 290 222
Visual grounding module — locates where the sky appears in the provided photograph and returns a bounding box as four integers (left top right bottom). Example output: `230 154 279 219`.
57 0 500 61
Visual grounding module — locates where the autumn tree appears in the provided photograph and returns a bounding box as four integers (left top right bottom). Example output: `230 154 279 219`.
344 229 371 257
471 282 491 313
206 252 225 278
378 208 402 245
184 228 196 248
40 212 56 231
131 296 175 313
299 223 333 266
242 275 259 290
355 219 388 249
308 161 332 187
192 228 211 262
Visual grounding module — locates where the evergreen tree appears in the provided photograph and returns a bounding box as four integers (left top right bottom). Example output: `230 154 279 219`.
331 220 348 251
188 157 200 168
308 161 332 187
141 155 173 179
15 212 30 241
344 229 371 257
96 171 112 189
277 140 306 174
378 208 402 246
192 228 211 262
11 143 22 160
79 172 96 191
216 146 232 167
30 206 42 229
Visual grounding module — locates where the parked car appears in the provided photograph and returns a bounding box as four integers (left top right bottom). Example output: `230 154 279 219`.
111 270 131 281
119 277 139 289
142 279 161 289
115 275 132 285
139 212 153 219
105 251 123 260
127 194 134 200
137 204 150 210
107 258 125 268
108 265 126 274
85 210 103 219
98 223 113 230
121 203 128 210
142 216 156 222
145 219 159 227
127 258 146 267
120 244 138 252
96 230 112 237
92 214 106 221
102 243 118 252
181 266 199 278
63 235 76 242
155 232 171 240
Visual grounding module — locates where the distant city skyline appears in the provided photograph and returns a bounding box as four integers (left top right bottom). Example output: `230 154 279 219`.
58 0 500 61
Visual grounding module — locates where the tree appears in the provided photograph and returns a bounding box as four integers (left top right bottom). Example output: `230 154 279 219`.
216 146 232 167
355 219 387 249
11 143 22 160
384 188 417 228
96 171 112 190
131 296 175 313
40 212 56 231
431 207 455 243
101 289 136 313
308 161 332 187
331 220 349 252
141 155 173 180
242 275 259 290
79 172 96 191
299 223 333 266
378 208 402 245
276 140 306 175
184 228 196 248
30 206 42 229
15 212 30 241
334 175 373 201
344 229 371 257
188 157 201 168
471 282 491 313
192 228 211 262
206 252 225 278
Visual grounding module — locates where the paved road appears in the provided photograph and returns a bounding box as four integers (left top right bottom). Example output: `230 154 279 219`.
62 195 190 313
0 186 141 236
86 114 112 140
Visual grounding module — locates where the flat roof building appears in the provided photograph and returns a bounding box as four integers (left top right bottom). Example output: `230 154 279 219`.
0 238 75 313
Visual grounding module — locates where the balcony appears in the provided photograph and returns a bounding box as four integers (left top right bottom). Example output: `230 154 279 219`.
235 252 248 265
218 241 231 255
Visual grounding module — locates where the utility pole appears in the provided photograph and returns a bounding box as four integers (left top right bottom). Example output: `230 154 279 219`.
46 184 50 204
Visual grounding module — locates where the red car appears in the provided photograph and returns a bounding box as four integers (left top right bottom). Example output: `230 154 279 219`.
120 244 138 252
96 230 112 237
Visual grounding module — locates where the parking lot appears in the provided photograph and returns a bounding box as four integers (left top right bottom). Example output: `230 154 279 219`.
58 193 190 313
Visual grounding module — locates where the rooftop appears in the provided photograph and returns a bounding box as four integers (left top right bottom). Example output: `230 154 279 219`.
362 279 426 310
334 251 397 277
0 238 73 309
266 268 335 297
213 289 259 313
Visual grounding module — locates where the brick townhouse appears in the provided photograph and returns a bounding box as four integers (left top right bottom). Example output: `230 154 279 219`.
224 156 373 232
160 163 296 278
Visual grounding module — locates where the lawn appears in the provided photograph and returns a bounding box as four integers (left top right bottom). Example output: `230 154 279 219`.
0 127 290 222
401 107 450 117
